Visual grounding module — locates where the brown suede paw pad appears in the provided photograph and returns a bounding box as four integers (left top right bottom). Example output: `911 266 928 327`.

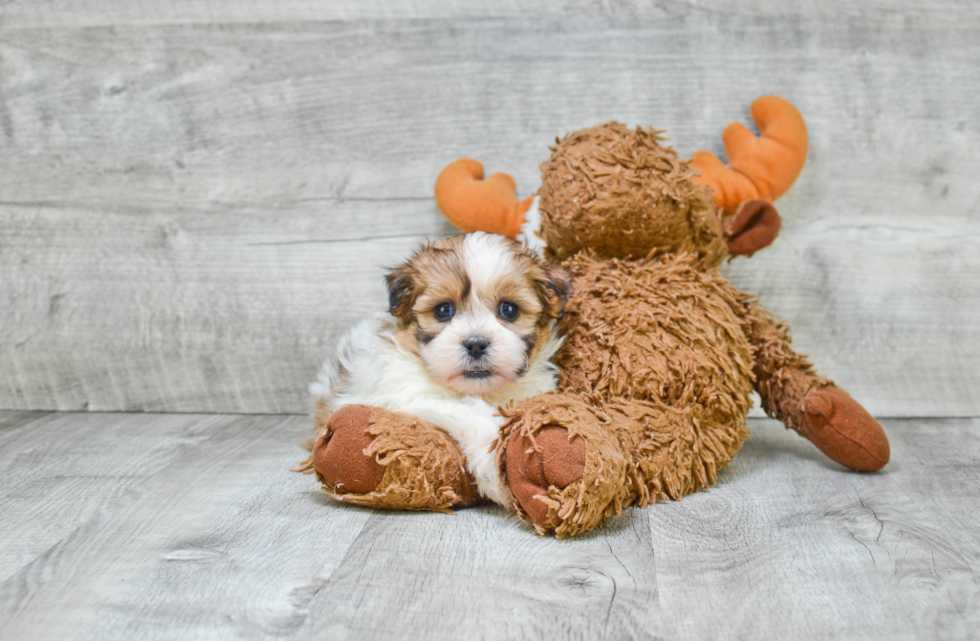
802 387 890 472
313 405 386 493
505 426 586 525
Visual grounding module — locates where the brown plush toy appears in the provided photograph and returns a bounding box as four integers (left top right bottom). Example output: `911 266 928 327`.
300 96 889 537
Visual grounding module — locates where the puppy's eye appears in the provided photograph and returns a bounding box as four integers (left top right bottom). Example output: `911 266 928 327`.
433 302 455 322
497 301 520 322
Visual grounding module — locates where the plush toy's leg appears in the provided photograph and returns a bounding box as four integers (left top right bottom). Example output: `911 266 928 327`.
498 394 752 537
497 394 635 538
296 403 481 512
606 398 750 506
740 301 890 471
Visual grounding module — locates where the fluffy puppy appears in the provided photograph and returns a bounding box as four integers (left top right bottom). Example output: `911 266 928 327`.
310 232 569 505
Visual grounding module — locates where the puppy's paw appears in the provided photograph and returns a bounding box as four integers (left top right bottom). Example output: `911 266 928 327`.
313 405 386 493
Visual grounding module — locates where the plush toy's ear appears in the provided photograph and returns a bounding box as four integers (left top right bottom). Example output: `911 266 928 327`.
434 158 535 239
724 199 782 257
690 96 808 217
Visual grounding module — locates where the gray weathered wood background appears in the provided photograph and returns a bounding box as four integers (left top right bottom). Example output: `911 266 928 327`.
2 0 978 415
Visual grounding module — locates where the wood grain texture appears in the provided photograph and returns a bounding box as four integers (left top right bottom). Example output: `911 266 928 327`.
1 2 978 413
0 412 976 640
0 411 49 432
3 1 973 28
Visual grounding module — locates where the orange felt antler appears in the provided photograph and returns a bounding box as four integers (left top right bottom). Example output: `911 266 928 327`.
434 159 534 239
690 96 808 217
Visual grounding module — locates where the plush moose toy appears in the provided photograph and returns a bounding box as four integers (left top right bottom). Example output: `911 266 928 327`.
300 96 889 537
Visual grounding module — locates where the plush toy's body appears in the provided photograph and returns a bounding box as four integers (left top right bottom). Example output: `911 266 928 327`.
301 97 889 537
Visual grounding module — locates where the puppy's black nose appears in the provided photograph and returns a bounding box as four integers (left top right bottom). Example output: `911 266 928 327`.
463 336 490 359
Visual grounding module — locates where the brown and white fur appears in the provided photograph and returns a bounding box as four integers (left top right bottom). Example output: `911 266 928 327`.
310 232 569 505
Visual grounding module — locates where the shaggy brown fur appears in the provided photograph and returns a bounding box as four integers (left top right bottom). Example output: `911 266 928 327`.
298 403 480 512
496 252 761 535
538 123 727 266
557 251 756 422
740 300 834 435
497 129 878 536
497 394 634 538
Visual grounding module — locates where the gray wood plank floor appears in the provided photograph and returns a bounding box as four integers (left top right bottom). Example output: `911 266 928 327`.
2 1 978 414
1 411 977 640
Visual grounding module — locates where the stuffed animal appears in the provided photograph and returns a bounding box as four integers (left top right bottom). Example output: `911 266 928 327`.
299 96 889 537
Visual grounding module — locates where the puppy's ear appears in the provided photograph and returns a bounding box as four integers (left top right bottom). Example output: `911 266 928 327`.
384 263 416 320
534 261 570 320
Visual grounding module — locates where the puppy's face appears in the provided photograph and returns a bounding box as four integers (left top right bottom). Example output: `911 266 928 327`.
386 232 569 396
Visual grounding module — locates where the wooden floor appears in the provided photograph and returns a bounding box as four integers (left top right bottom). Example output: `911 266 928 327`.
1 411 977 640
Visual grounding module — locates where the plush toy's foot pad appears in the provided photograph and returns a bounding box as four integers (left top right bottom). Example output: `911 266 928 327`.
498 394 634 538
300 403 481 512
802 387 890 472
312 405 385 494
506 426 586 524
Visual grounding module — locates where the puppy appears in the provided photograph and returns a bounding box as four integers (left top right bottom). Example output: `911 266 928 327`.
310 232 569 505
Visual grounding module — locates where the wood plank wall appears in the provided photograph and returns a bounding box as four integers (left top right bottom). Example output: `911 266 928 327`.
1 1 978 414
